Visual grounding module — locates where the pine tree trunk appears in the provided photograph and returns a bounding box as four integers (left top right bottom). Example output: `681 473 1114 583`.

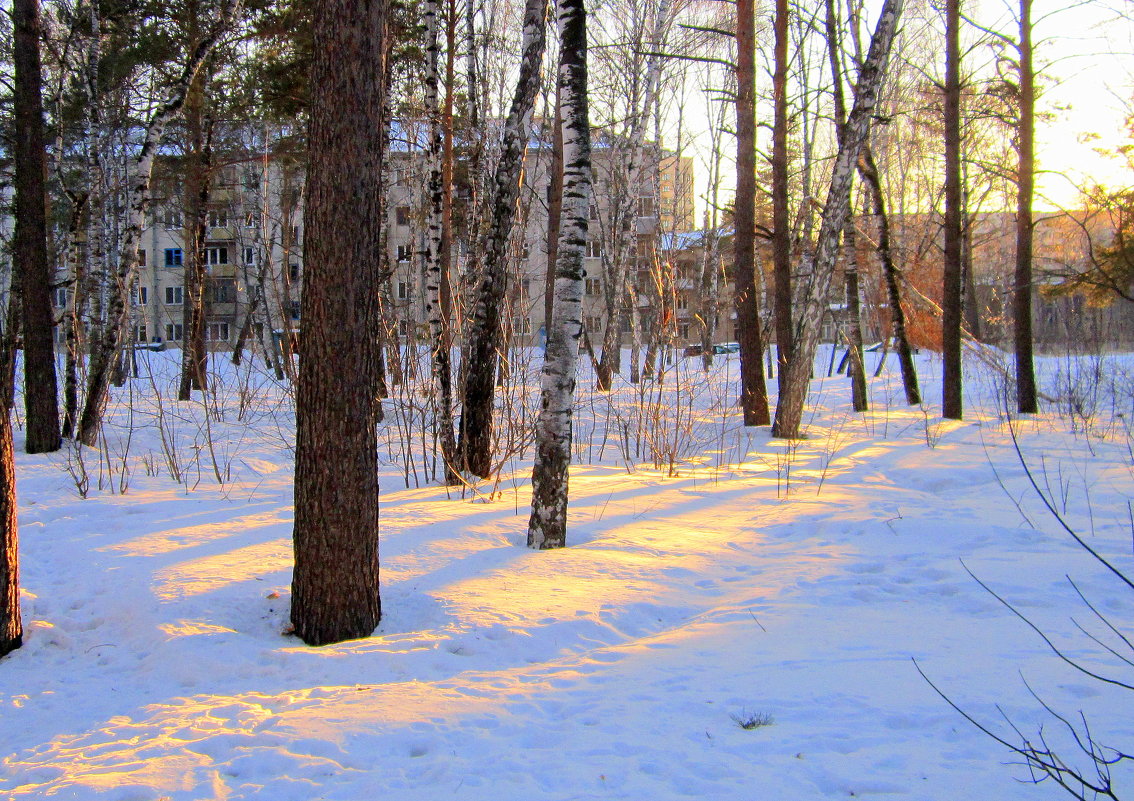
772 0 902 439
942 0 964 420
13 0 61 454
1014 0 1037 414
0 392 19 659
459 0 549 479
528 0 590 550
291 0 387 647
734 0 769 425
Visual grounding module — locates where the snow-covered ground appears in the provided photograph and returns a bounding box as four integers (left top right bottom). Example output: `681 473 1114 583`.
1 345 1132 800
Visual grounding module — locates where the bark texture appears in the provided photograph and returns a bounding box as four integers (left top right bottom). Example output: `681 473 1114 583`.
290 0 387 646
14 0 61 454
423 0 459 483
528 0 591 550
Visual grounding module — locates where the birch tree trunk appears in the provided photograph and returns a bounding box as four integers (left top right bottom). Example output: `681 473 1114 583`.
459 0 549 479
942 0 964 420
528 0 591 550
76 0 241 446
13 0 61 454
771 0 902 439
291 0 387 647
824 0 867 412
423 0 459 483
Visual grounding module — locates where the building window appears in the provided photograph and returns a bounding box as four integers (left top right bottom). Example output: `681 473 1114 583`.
133 325 147 343
585 241 602 259
244 211 258 229
165 248 183 267
138 249 147 266
585 316 601 333
396 207 411 227
164 206 182 229
396 245 412 263
165 323 184 341
637 196 655 218
209 209 228 228
678 321 690 339
397 281 410 300
131 286 148 306
212 280 236 304
289 300 300 321
288 263 300 282
589 204 599 221
676 295 688 311
398 319 410 337
206 247 229 265
206 322 230 342
291 225 301 243
54 287 69 308
243 247 256 265
165 286 183 305
585 277 601 296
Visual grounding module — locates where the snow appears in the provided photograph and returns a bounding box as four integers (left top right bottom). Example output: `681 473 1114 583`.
2 346 1132 800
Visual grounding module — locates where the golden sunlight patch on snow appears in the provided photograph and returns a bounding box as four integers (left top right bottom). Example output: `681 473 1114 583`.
105 506 292 558
159 620 239 638
152 539 292 601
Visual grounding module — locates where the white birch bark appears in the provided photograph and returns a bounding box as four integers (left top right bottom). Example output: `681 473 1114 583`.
423 0 459 483
771 0 902 439
77 0 241 445
527 0 591 550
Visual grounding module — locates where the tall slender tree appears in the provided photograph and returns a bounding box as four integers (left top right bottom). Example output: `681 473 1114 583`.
13 0 61 454
734 0 769 425
291 0 388 646
527 0 592 550
76 0 242 446
942 0 964 420
771 0 793 383
771 0 903 439
459 0 550 479
1013 0 1037 414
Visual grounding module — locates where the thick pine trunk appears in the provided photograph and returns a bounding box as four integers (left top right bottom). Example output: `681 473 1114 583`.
1014 0 1037 414
459 0 549 479
734 0 769 425
14 0 61 454
291 0 387 647
772 0 902 439
942 0 964 420
0 391 19 659
527 0 591 550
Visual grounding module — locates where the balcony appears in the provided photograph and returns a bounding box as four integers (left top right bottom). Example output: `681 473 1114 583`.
207 264 238 279
207 226 235 241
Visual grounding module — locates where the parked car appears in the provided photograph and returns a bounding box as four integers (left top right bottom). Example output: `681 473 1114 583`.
712 342 741 354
